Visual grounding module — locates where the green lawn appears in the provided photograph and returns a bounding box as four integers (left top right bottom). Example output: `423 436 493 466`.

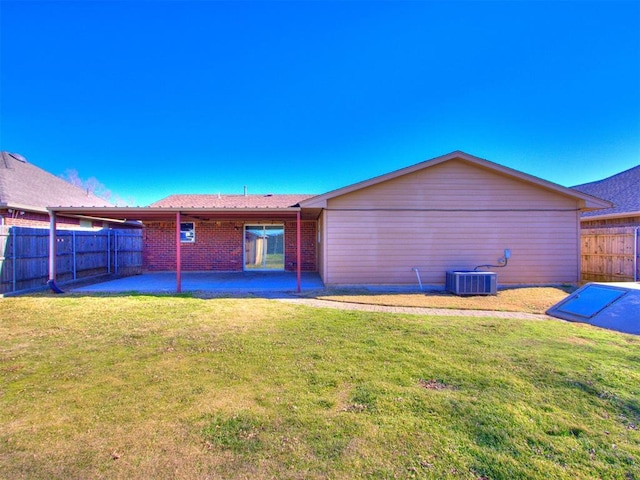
244 253 285 270
1 295 638 479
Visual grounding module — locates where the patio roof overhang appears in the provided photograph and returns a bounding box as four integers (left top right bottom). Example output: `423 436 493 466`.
47 205 315 221
47 206 314 293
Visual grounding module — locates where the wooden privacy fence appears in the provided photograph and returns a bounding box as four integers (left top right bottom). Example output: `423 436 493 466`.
581 227 640 282
0 226 143 294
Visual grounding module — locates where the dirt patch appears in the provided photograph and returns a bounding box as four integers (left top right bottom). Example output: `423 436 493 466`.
307 286 574 315
418 379 454 390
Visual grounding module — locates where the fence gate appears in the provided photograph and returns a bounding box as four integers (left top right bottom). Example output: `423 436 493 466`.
0 226 142 294
581 227 640 282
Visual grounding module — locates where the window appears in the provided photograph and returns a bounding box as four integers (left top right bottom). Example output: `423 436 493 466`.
180 222 195 243
244 224 284 270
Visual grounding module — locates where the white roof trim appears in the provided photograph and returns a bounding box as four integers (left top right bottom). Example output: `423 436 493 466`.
0 202 49 214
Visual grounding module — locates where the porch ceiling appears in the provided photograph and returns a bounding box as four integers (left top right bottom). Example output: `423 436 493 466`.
48 206 319 222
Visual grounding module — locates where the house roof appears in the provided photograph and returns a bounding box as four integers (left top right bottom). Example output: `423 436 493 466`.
150 194 314 209
0 151 112 212
47 150 613 222
299 150 613 211
49 193 317 222
572 164 640 219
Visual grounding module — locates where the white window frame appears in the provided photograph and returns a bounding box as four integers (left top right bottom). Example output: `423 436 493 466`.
180 222 195 243
243 223 285 271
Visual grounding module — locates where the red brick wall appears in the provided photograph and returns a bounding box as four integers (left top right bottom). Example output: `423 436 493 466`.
284 220 317 271
0 210 83 229
143 219 317 272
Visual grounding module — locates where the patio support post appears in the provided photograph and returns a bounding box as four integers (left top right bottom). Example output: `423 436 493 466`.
48 211 57 282
296 210 301 293
176 211 182 293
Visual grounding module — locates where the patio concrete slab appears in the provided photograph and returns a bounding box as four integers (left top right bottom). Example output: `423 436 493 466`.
72 272 324 294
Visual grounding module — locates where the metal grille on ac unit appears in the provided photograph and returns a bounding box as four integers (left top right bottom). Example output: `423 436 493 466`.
446 271 497 296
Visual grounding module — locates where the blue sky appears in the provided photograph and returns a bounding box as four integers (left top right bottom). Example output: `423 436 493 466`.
1 0 639 206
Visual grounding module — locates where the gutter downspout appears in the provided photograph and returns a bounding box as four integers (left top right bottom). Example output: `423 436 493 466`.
47 211 64 293
412 267 423 291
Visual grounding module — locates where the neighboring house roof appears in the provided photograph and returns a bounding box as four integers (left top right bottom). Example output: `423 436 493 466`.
0 151 112 212
299 150 612 211
572 164 640 219
150 194 314 209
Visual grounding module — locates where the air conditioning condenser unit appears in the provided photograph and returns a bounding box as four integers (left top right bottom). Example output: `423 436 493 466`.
446 271 497 296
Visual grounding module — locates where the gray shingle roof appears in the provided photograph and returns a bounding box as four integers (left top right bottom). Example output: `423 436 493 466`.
573 164 640 217
0 151 112 211
150 194 315 209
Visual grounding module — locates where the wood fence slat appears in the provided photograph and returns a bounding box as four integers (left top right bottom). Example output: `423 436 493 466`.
581 227 639 282
0 226 142 293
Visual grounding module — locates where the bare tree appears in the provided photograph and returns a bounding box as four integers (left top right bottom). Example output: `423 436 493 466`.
62 168 84 188
60 169 134 206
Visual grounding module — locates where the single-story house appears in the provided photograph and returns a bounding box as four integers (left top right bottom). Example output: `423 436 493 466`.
0 150 119 229
572 164 640 228
48 151 611 291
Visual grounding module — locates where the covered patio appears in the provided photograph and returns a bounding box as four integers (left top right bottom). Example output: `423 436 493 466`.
48 200 321 294
71 271 324 294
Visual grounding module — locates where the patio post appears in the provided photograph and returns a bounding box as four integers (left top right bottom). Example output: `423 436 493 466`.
48 211 57 281
176 211 182 293
296 210 301 293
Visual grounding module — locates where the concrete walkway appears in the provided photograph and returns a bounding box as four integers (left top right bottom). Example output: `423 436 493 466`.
276 297 552 320
70 272 551 320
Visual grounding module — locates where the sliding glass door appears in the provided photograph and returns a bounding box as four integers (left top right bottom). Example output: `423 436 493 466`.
244 225 285 271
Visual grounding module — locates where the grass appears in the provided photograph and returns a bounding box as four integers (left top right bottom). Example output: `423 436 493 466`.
311 286 574 314
245 253 285 270
1 294 639 479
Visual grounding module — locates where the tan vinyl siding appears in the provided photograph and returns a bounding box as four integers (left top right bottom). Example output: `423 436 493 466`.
323 160 581 286
329 161 576 210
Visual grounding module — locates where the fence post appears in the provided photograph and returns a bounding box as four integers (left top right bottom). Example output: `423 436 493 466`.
107 230 111 274
115 230 119 276
72 230 77 280
12 227 17 293
635 227 639 282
